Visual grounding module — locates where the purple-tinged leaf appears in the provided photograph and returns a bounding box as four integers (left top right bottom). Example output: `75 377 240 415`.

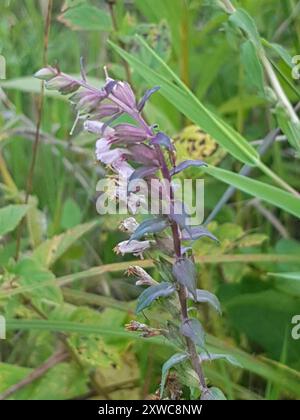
173 258 197 299
199 352 242 367
193 289 222 314
201 387 227 400
138 86 160 111
182 226 218 242
170 160 207 176
169 201 192 236
160 353 188 397
130 217 169 241
150 132 174 151
128 144 159 166
129 165 158 183
136 282 176 313
180 318 206 348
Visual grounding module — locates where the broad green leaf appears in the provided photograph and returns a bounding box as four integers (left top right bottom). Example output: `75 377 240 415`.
58 4 112 31
0 362 88 400
61 198 82 230
229 8 262 49
201 387 227 400
160 353 188 398
14 258 62 307
136 282 175 313
109 39 260 166
203 166 300 219
32 221 98 267
241 40 265 94
0 204 29 237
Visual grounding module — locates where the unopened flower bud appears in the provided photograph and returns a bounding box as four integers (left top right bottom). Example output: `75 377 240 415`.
113 124 149 144
126 265 158 286
111 81 136 109
34 66 58 81
46 75 79 94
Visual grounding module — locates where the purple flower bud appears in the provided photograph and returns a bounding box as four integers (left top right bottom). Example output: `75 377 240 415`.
111 81 136 109
113 124 149 144
70 90 107 113
34 66 58 81
127 144 159 166
46 76 80 94
91 103 121 119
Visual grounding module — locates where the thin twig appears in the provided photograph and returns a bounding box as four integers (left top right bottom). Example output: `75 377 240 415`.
0 351 68 400
15 0 53 260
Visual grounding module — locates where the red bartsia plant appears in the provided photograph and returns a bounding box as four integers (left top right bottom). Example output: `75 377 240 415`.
35 64 234 400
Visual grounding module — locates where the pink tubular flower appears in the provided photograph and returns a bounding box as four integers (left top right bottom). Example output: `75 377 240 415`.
84 120 115 136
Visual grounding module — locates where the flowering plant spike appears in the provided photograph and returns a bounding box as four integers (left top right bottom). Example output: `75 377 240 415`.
35 64 231 400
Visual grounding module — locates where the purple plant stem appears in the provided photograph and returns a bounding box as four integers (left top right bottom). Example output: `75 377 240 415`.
153 141 207 392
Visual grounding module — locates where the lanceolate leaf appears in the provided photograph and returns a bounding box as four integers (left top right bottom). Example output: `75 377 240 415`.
229 8 262 49
170 160 207 176
173 258 197 299
130 217 169 241
201 387 227 400
136 282 176 313
194 289 222 315
180 318 206 348
160 353 188 398
181 226 218 242
109 39 260 166
129 165 158 183
203 165 300 219
199 352 242 367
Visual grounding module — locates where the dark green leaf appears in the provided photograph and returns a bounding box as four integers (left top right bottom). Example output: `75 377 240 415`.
136 282 176 313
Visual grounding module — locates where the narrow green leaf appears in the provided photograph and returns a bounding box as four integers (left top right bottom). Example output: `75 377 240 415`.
203 166 300 219
229 8 262 49
241 40 265 93
136 282 176 313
